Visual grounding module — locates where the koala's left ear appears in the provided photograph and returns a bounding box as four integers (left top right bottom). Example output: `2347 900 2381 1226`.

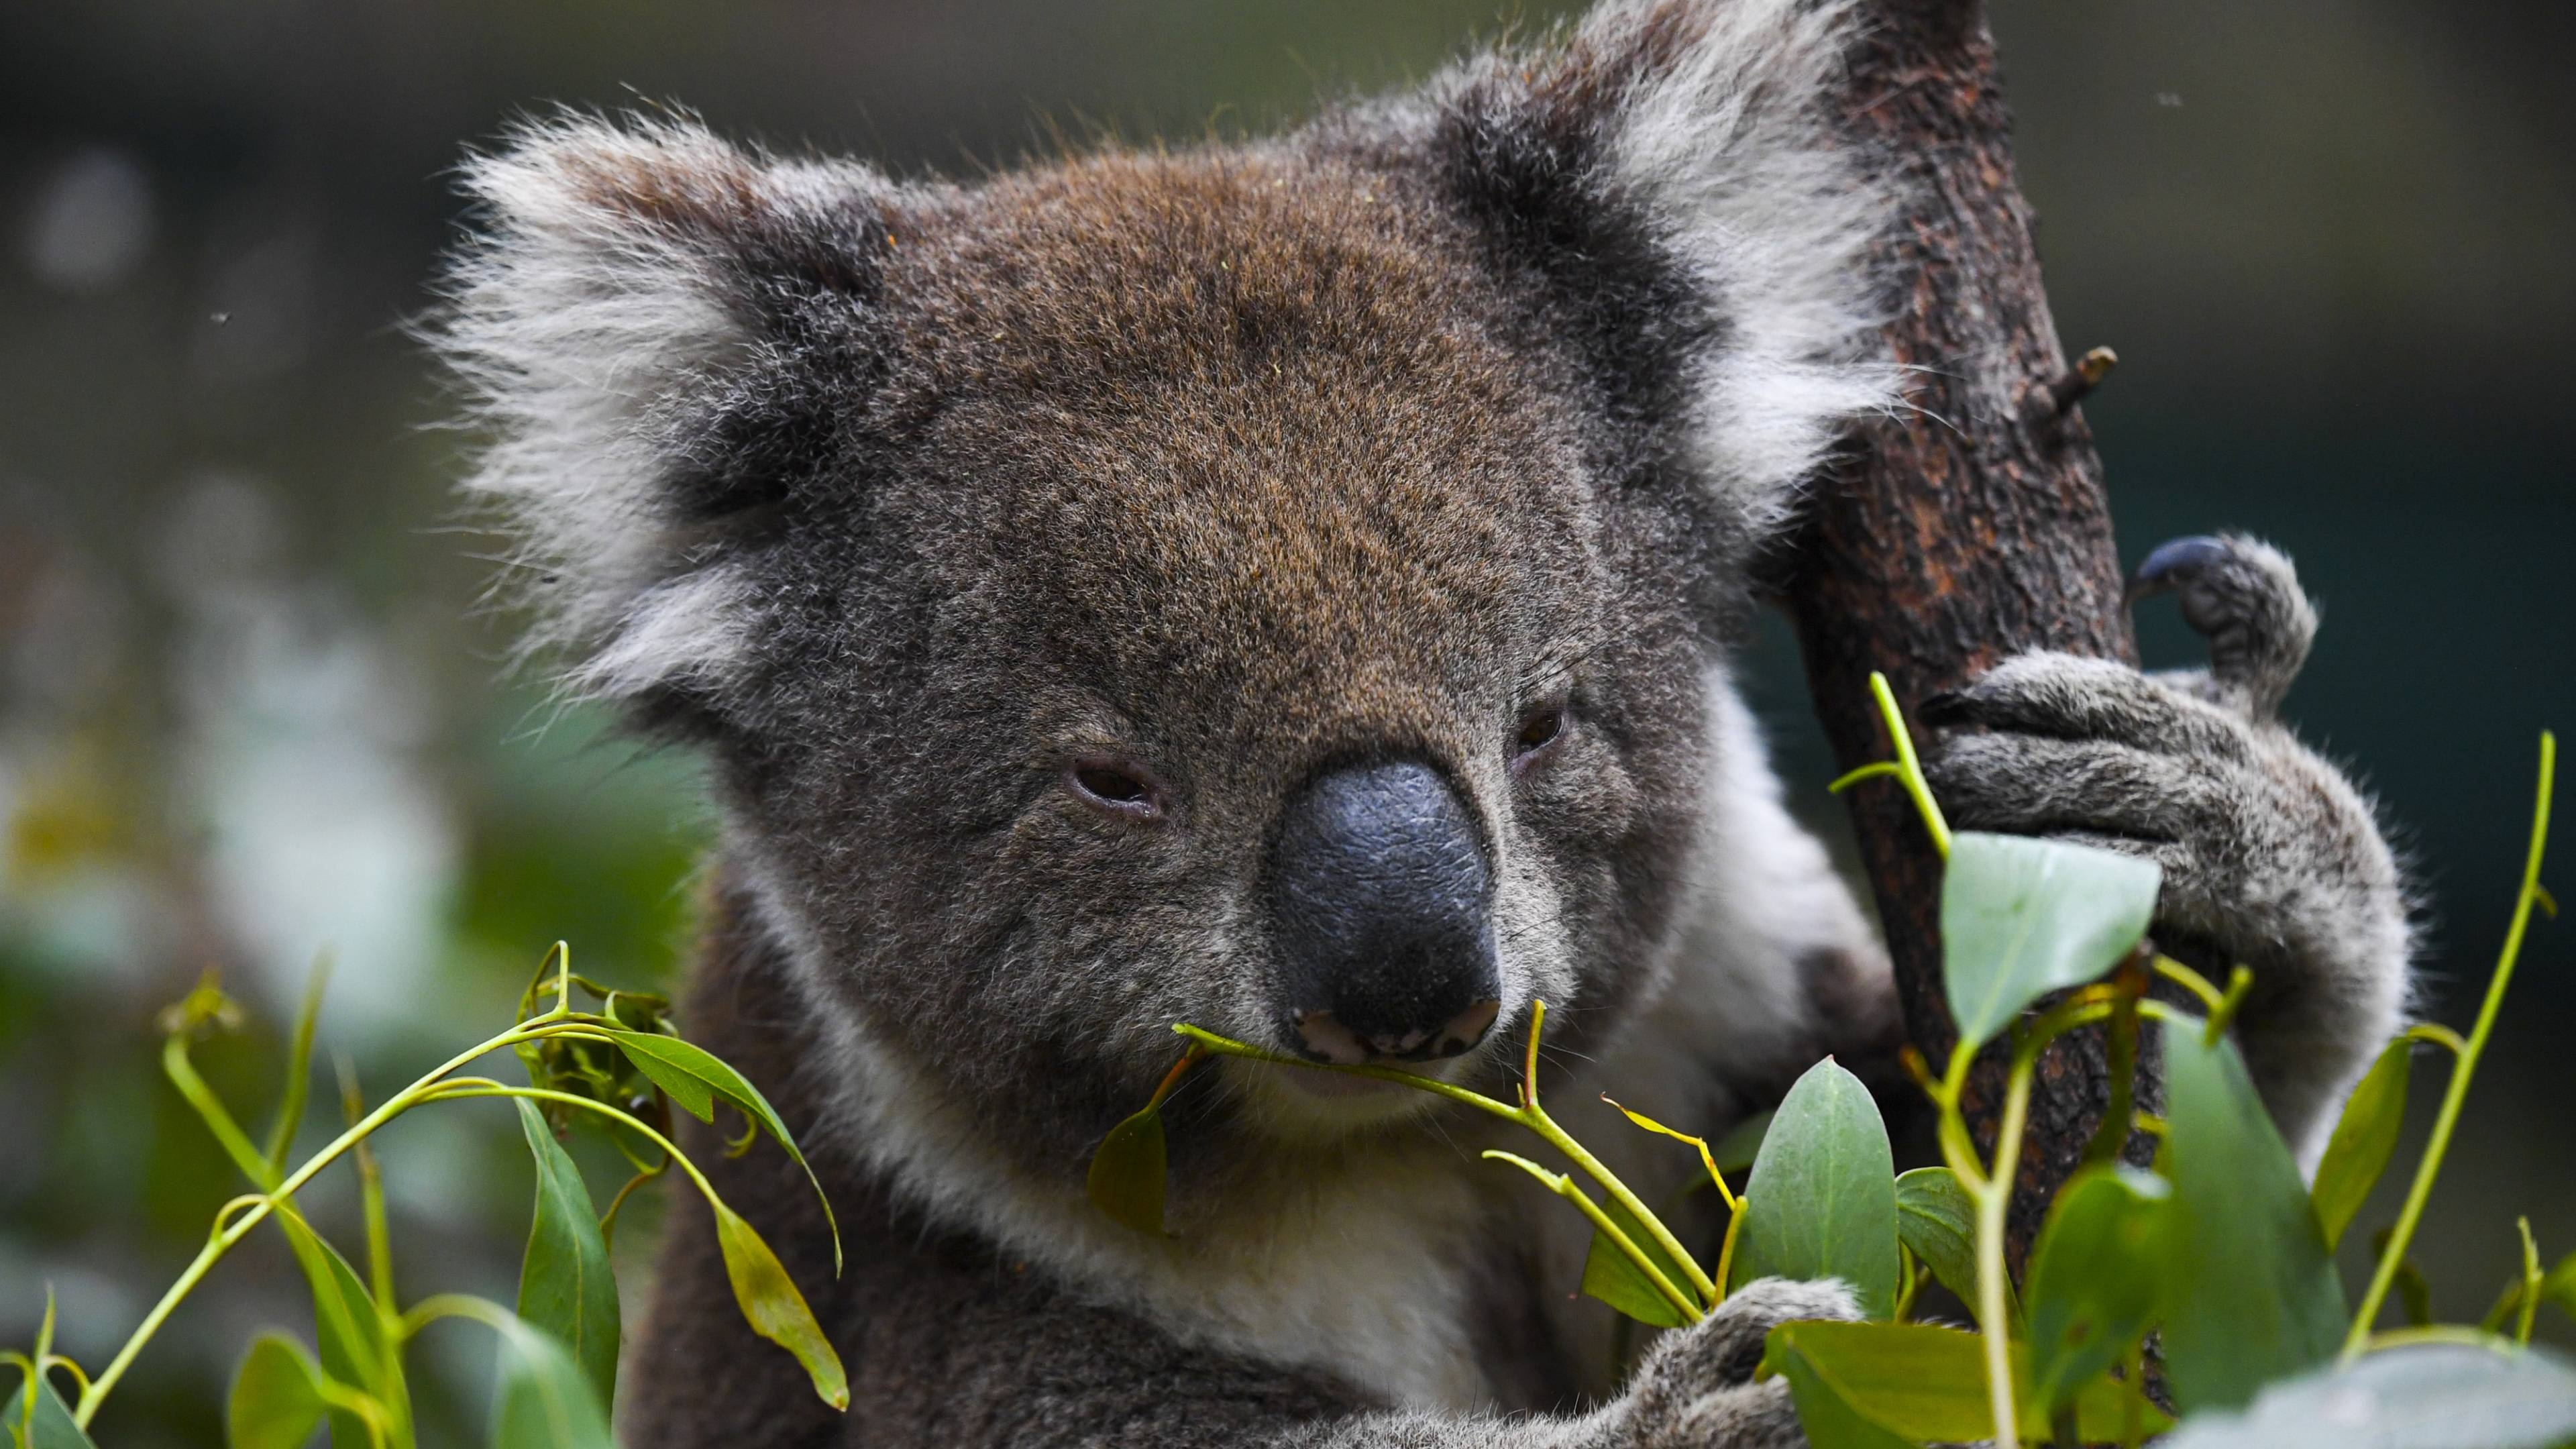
1425 0 1895 539
435 114 895 706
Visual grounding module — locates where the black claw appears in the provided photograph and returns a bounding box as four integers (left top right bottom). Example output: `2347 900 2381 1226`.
2125 535 2232 602
1916 690 1969 725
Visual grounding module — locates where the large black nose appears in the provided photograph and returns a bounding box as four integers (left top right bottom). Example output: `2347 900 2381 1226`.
1267 760 1501 1065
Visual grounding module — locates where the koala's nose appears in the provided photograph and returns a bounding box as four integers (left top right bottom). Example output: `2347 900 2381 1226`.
1268 760 1502 1065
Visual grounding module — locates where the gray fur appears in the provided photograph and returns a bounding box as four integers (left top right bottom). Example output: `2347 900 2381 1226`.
431 0 2412 1444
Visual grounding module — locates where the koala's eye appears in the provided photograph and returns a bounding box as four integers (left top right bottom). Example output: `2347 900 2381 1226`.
1066 757 1165 821
1511 700 1569 775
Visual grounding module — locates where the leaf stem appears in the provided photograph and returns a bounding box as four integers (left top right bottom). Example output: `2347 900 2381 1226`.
76 1016 580 1426
1482 1152 1701 1324
2342 731 2553 1362
1830 672 1953 858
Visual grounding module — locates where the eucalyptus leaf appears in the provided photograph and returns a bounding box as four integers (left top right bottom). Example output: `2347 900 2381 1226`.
1581 1193 1695 1328
1760 1319 2170 1444
2158 1343 2576 1449
2 1373 96 1449
274 1214 405 1449
227 1332 330 1449
512 1099 621 1411
489 1316 616 1449
1729 1059 1898 1320
1085 1106 1169 1237
1940 832 2160 1047
2159 1022 2347 1414
604 1028 841 1270
1893 1167 2014 1330
2312 1037 2412 1252
1766 1333 1918 1449
2023 1166 2171 1414
712 1201 849 1410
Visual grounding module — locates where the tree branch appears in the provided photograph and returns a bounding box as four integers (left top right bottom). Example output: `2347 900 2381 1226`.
1785 0 2148 1265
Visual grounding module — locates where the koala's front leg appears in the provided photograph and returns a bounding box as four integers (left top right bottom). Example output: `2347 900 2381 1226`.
1917 535 2412 1159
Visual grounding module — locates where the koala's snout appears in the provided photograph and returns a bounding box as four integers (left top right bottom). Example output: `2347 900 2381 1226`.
1267 760 1503 1065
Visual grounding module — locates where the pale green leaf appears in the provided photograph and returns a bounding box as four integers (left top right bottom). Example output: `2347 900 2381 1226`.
274 1215 405 1449
513 1098 621 1411
489 1316 616 1449
2312 1036 2411 1252
2160 1022 2347 1413
1084 1106 1168 1236
1729 1059 1898 1320
2023 1166 2171 1414
1940 832 2160 1047
1761 1320 2171 1444
3 1373 97 1449
1893 1167 2015 1329
713 1201 849 1411
227 1333 330 1449
2159 1343 2576 1449
1581 1193 1694 1328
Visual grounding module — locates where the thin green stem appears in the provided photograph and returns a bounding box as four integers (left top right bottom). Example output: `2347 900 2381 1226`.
2405 1022 2467 1057
2516 1218 2543 1347
1833 672 1953 857
2343 731 2553 1362
1483 1152 1701 1324
264 954 329 1177
76 1016 584 1426
1173 1013 1719 1307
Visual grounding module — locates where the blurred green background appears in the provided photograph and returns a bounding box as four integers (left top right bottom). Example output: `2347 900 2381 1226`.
0 1 2568 1442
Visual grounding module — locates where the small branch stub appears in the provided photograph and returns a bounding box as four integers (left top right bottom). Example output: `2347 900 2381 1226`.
2027 345 2119 425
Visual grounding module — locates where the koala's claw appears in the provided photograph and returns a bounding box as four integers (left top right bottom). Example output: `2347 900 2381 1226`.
2126 533 2317 718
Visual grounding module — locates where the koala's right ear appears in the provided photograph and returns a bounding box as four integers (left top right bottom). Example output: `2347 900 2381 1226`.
435 115 894 706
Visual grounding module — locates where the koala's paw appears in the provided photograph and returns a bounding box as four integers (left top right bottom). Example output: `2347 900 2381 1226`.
1917 534 2412 1155
1617 1278 1858 1449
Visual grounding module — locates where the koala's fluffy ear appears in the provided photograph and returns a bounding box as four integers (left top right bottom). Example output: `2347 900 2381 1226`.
1428 0 1895 540
435 115 893 706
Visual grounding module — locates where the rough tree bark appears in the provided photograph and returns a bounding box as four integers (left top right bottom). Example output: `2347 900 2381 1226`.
1785 0 2147 1262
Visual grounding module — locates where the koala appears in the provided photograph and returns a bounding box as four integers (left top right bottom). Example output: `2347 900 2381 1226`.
433 0 2412 1444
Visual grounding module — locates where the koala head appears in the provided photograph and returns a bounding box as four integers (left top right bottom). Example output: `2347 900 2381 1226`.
438 0 1890 1183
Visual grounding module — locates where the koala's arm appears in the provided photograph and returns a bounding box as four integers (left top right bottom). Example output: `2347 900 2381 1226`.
1920 535 2414 1157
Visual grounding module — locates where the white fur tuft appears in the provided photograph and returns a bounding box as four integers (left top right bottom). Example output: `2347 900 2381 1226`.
1599 0 1899 525
433 115 778 698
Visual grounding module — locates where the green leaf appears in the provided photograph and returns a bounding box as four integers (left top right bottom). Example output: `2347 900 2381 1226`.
2023 1166 2171 1415
274 1215 407 1449
1893 1167 2015 1330
1939 832 2160 1047
1084 1105 1169 1236
1709 1110 1772 1174
2159 1022 2347 1414
227 1333 330 1449
488 1315 616 1449
2311 1036 2412 1252
1761 1320 2171 1444
1768 1334 1919 1449
513 1099 621 1411
2159 1342 2576 1449
1582 1193 1695 1328
712 1200 849 1411
604 1029 840 1270
1729 1059 1899 1320
3 1373 97 1449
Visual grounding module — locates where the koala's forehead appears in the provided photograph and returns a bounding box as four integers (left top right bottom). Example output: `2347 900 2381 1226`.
859 148 1601 696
